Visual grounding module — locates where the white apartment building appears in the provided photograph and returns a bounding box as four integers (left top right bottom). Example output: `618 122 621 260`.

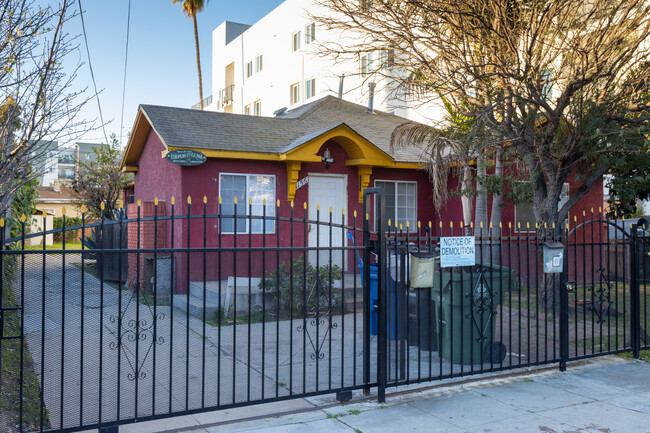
207 0 440 123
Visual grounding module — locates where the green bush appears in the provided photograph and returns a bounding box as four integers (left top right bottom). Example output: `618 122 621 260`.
260 255 342 317
52 216 82 242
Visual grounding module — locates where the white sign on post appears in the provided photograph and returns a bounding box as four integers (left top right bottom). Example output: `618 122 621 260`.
440 236 476 268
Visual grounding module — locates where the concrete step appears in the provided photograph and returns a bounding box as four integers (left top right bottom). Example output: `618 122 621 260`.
172 294 220 321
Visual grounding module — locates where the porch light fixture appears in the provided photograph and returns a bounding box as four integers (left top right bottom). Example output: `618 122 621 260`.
322 148 335 168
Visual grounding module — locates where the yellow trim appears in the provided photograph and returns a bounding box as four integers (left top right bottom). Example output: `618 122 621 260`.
168 147 283 161
357 166 373 203
286 161 302 202
123 164 139 173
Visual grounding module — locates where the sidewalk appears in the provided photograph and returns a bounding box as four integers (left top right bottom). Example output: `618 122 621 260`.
113 355 650 433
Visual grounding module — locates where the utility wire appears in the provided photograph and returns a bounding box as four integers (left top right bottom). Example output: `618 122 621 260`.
119 0 132 148
78 0 109 145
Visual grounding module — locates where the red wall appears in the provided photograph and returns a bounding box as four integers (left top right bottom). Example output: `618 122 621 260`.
131 130 605 292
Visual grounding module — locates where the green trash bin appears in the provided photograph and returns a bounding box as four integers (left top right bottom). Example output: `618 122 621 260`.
431 261 513 365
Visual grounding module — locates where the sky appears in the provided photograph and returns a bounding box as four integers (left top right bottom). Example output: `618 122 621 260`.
62 0 285 147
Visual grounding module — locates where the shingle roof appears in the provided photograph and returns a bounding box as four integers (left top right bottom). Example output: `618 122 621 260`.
140 96 427 163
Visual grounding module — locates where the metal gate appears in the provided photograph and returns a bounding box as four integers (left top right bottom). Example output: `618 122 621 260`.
0 192 648 432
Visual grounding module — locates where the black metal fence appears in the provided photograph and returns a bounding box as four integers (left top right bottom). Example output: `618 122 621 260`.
0 192 648 433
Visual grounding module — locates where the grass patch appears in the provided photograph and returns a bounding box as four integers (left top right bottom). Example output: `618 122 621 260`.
25 241 82 251
1 256 50 431
618 350 650 362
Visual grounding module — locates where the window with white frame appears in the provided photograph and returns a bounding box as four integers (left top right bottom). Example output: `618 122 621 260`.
290 83 300 105
219 174 276 234
244 104 251 115
292 30 301 52
380 46 395 69
375 180 417 230
305 22 316 44
361 52 374 76
255 55 263 73
246 60 253 78
254 100 261 116
305 78 316 99
515 183 569 231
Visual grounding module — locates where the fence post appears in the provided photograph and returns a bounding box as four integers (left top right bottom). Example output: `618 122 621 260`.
559 230 569 372
363 187 386 402
362 199 371 394
630 224 640 359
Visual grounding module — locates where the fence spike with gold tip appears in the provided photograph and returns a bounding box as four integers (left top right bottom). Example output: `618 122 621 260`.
480 221 483 229
518 222 521 229
574 215 577 222
329 206 332 213
428 221 432 229
583 210 586 217
188 196 192 205
418 221 421 229
263 198 267 206
137 199 141 207
304 202 307 210
61 207 66 216
21 214 26 222
317 204 320 211
171 197 176 205
118 199 124 209
80 204 87 213
354 210 357 218
509 222 512 229
366 213 369 221
439 221 443 228
218 197 222 205
203 196 207 204
591 207 594 214
249 197 253 205
100 202 105 211
42 210 47 217
450 221 453 228
154 198 159 206
233 196 237 204
277 199 280 208
0 218 4 228
470 221 474 228
499 222 502 228
552 223 555 229
388 219 392 227
291 200 294 208
527 222 530 229
406 221 410 228
599 207 602 213
489 222 493 229
342 208 345 215
400 223 403 231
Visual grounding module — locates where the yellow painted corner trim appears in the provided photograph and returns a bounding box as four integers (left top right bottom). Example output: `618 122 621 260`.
286 161 302 202
358 166 373 203
123 165 139 173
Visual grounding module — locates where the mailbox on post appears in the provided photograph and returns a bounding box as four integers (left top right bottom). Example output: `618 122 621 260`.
543 241 565 273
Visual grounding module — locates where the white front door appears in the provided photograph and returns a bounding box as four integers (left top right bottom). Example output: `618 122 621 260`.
308 174 347 271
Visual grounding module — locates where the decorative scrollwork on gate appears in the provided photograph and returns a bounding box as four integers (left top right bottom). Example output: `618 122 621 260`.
108 292 166 381
589 268 612 324
296 280 338 360
465 267 497 343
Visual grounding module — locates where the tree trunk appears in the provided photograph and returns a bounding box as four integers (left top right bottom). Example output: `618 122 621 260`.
193 14 204 110
475 154 489 261
489 145 504 264
461 165 473 236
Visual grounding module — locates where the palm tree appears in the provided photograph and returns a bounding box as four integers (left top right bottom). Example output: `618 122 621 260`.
173 0 208 110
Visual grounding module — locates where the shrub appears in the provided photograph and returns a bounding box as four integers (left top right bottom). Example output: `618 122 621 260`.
260 255 342 317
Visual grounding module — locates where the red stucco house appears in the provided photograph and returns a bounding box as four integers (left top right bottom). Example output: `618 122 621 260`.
119 96 603 295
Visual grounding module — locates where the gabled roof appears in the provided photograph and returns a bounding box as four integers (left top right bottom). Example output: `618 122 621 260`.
120 96 427 170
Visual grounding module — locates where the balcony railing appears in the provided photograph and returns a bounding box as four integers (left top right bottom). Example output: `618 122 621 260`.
220 85 235 107
191 95 213 110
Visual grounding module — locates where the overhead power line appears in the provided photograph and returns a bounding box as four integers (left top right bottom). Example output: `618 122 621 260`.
78 0 109 145
120 0 132 148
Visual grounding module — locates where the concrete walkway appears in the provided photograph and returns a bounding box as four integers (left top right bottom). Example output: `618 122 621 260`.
113 356 650 433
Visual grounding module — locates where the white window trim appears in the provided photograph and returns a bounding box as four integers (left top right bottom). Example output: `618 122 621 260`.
305 77 316 100
218 173 277 235
254 100 262 116
305 22 316 44
292 30 302 52
290 82 301 105
374 179 418 231
514 182 570 233
255 54 263 73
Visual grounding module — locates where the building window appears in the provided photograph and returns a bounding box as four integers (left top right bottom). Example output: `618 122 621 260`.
246 60 254 78
305 22 316 44
290 83 301 105
219 174 276 234
255 55 263 73
254 100 262 116
541 70 553 101
244 105 251 115
305 78 316 99
361 52 374 76
375 180 417 230
292 30 302 52
515 183 569 231
380 46 395 69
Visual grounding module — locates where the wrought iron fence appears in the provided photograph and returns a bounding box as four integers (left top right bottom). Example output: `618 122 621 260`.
0 192 648 433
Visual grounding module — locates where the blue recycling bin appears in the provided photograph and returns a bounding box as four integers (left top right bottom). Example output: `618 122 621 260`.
361 263 402 339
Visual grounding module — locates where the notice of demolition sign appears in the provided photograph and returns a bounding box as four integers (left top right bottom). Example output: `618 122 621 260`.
440 236 476 268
